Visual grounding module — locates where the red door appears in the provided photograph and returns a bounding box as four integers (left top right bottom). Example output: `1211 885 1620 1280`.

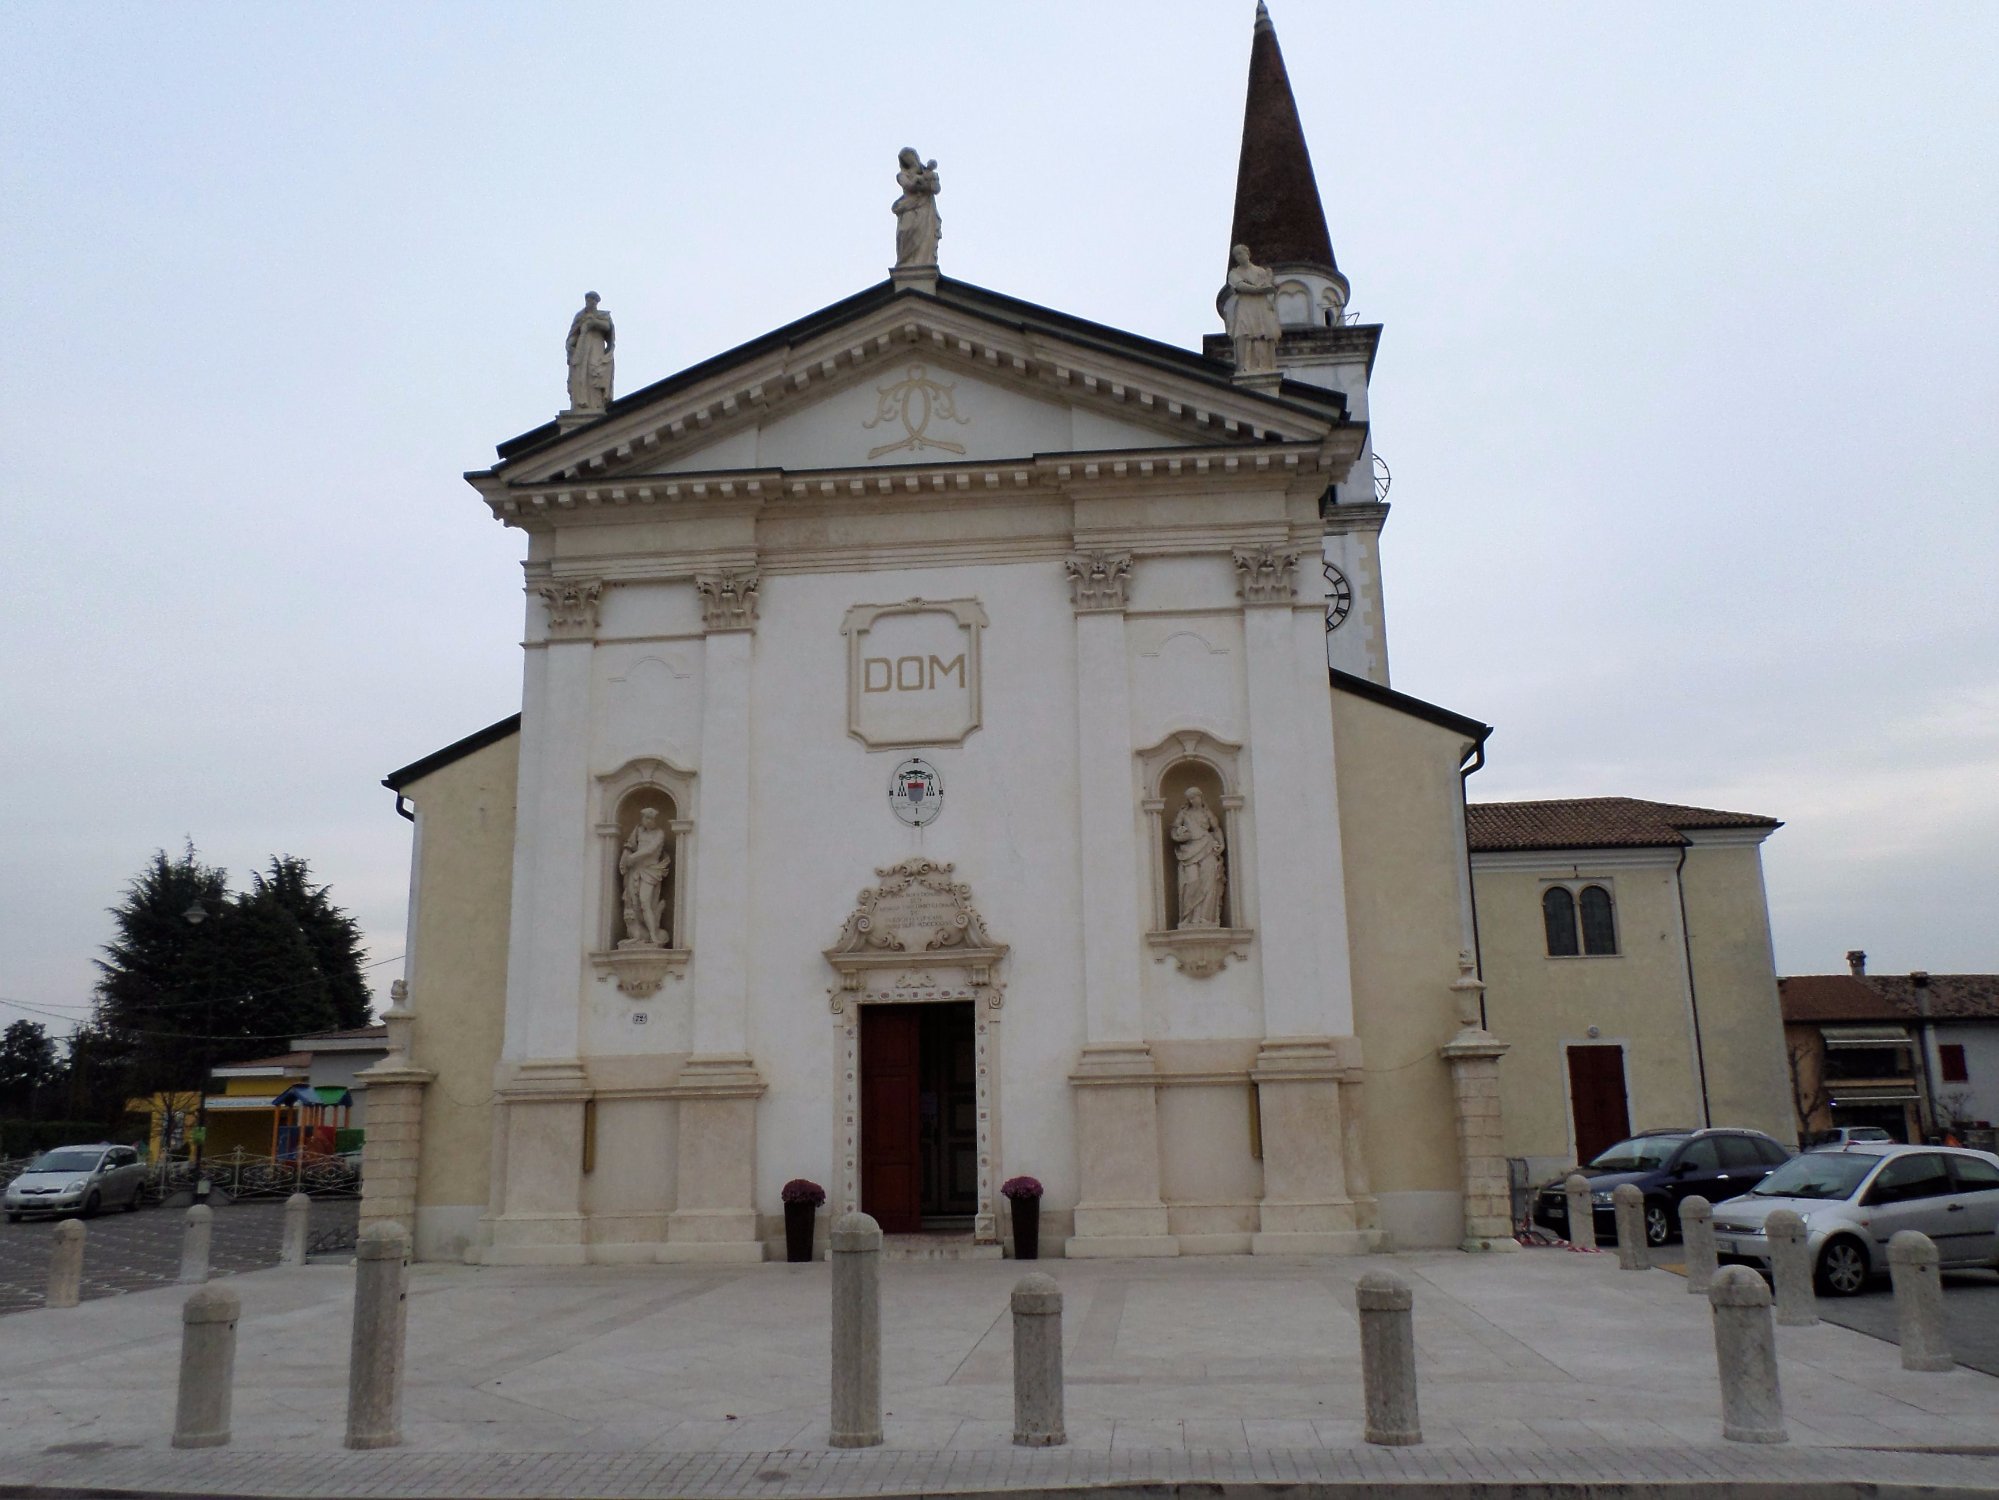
1566 1045 1631 1165
860 1007 923 1232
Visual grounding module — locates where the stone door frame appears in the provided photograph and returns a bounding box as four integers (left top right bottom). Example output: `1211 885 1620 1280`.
831 970 1003 1243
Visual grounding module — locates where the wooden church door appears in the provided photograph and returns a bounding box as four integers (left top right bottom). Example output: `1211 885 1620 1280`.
859 1006 923 1232
1566 1044 1632 1165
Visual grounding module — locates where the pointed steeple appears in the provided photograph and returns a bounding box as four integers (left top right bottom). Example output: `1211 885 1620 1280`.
1228 3 1347 306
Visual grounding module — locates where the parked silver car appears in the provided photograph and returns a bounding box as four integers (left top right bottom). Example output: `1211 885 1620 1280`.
3 1144 147 1222
1710 1143 1999 1296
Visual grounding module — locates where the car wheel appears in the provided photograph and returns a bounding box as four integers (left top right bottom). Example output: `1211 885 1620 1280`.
1644 1200 1673 1246
123 1192 140 1213
4 1212 18 1224
1815 1235 1869 1297
82 1192 101 1220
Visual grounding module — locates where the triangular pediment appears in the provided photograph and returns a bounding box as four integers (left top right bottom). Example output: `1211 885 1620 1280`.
479 279 1352 491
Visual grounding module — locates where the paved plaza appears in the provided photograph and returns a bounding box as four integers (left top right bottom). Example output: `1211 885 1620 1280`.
0 1199 357 1314
0 1245 1995 1496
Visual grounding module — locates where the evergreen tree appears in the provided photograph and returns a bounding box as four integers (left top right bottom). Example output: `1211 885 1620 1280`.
246 856 372 1029
91 845 345 1100
0 1020 59 1117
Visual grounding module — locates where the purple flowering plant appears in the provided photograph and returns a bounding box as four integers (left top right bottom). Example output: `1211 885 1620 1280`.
781 1178 827 1207
1001 1175 1043 1201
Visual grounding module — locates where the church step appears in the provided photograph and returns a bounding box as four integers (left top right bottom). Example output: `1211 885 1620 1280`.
880 1233 1005 1262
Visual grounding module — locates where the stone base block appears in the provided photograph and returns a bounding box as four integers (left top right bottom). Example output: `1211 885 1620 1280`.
659 1240 766 1264
1251 1229 1384 1256
586 1242 667 1265
1073 1202 1170 1239
1175 1232 1255 1256
1062 1234 1180 1259
480 1243 590 1266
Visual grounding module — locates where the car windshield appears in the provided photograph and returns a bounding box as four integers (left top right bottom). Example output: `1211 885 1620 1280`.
1752 1152 1876 1200
1586 1136 1685 1171
27 1148 104 1173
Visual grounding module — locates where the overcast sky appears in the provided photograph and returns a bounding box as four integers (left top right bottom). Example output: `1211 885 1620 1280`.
3 3 1994 1041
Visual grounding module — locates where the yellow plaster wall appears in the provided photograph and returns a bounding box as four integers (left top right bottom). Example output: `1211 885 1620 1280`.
1476 836 1794 1172
401 731 519 1258
1330 689 1477 1221
1678 843 1797 1146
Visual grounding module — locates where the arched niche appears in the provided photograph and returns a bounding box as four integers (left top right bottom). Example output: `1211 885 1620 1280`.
1137 730 1253 978
590 757 695 997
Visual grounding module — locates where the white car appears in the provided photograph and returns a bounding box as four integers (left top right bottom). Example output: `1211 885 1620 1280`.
4 1144 147 1221
1710 1143 1999 1296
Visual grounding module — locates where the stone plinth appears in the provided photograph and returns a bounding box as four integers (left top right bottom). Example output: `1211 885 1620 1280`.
1439 1029 1516 1253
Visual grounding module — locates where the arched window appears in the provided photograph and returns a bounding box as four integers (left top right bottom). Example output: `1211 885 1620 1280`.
1542 886 1579 957
1579 885 1618 956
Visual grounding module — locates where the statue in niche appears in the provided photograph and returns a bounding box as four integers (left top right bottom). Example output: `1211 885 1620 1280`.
565 291 616 412
1171 787 1227 929
1224 244 1280 374
892 149 942 268
617 807 671 948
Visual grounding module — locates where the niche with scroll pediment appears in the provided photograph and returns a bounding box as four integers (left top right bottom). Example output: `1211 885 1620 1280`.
1139 731 1253 979
590 758 695 997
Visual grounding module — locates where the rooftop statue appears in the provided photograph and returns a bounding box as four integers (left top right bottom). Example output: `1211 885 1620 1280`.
564 291 615 413
892 149 942 269
1224 245 1280 375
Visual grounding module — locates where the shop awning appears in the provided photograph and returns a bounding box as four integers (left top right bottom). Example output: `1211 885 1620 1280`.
1820 1027 1914 1047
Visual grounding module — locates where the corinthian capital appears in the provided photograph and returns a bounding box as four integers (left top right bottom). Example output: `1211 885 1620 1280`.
537 578 604 639
1231 545 1302 607
1064 550 1132 613
696 570 760 632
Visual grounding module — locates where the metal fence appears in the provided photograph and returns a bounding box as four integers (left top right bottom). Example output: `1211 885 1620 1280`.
158 1149 362 1201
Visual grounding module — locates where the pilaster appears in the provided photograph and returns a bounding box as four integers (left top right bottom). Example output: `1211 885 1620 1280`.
1064 1045 1176 1258
663 1055 768 1263
483 1060 590 1265
1250 1038 1375 1254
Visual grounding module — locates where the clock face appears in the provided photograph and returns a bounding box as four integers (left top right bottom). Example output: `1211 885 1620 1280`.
1323 562 1353 633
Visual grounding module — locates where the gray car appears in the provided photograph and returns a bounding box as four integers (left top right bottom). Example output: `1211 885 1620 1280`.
3 1144 147 1222
1710 1143 1999 1296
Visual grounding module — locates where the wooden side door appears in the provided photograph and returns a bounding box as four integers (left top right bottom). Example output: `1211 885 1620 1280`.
860 1006 923 1233
1566 1044 1632 1165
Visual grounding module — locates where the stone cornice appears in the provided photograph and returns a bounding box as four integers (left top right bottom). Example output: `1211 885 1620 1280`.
478 300 1355 490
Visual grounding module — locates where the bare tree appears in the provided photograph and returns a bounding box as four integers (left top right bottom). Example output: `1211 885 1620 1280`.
1787 1038 1830 1138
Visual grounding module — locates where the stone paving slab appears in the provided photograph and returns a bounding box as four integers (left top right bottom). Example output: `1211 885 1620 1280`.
0 1249 1995 1496
0 1200 357 1313
0 1442 1996 1498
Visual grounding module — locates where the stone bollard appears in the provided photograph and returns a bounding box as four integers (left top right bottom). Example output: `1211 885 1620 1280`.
281 1193 310 1268
1563 1174 1597 1252
1709 1265 1786 1443
178 1204 213 1285
1765 1209 1817 1327
46 1220 86 1309
344 1222 411 1450
829 1211 883 1449
1011 1273 1066 1447
172 1285 240 1448
1680 1196 1716 1296
1612 1183 1649 1270
1888 1231 1953 1372
1356 1269 1422 1446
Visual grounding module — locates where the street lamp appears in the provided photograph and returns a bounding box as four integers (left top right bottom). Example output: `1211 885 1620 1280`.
182 900 211 1196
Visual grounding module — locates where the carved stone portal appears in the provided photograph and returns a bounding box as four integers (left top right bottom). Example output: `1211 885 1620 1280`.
826 858 1007 1243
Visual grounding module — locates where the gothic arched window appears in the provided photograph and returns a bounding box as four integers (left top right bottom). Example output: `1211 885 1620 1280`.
1542 887 1579 957
1579 885 1618 956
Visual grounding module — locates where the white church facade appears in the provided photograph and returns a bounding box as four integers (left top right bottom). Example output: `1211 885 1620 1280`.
361 8 1794 1265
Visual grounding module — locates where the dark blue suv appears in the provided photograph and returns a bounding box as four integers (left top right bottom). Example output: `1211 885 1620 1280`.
1533 1128 1793 1246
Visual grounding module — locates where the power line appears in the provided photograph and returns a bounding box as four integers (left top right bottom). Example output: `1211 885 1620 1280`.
0 951 407 1024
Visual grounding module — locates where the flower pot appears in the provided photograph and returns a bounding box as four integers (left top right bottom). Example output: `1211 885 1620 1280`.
1009 1195 1040 1260
784 1200 816 1263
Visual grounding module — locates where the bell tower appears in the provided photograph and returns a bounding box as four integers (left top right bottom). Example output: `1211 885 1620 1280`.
1209 2 1391 682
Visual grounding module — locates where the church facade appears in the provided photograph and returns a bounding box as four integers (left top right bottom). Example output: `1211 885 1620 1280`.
361 9 1791 1265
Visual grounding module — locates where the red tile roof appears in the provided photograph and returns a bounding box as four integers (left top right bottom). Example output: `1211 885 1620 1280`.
1466 797 1780 852
1780 973 1999 1023
295 1024 388 1042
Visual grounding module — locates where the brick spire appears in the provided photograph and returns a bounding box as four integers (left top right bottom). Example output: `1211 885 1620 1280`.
1228 2 1339 278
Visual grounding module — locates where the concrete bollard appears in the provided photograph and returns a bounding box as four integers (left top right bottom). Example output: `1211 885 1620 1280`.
1709 1265 1786 1443
172 1285 240 1449
829 1211 883 1449
178 1204 213 1285
281 1193 310 1268
1765 1209 1817 1327
1680 1196 1716 1295
1888 1231 1953 1372
1611 1183 1649 1270
1563 1174 1597 1252
1356 1269 1422 1447
46 1220 85 1309
1011 1273 1065 1447
344 1221 411 1450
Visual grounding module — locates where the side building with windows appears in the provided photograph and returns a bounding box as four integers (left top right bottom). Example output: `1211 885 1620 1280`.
1469 798 1797 1182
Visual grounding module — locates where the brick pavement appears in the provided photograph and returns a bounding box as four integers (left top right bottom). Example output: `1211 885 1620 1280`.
0 1198 357 1313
